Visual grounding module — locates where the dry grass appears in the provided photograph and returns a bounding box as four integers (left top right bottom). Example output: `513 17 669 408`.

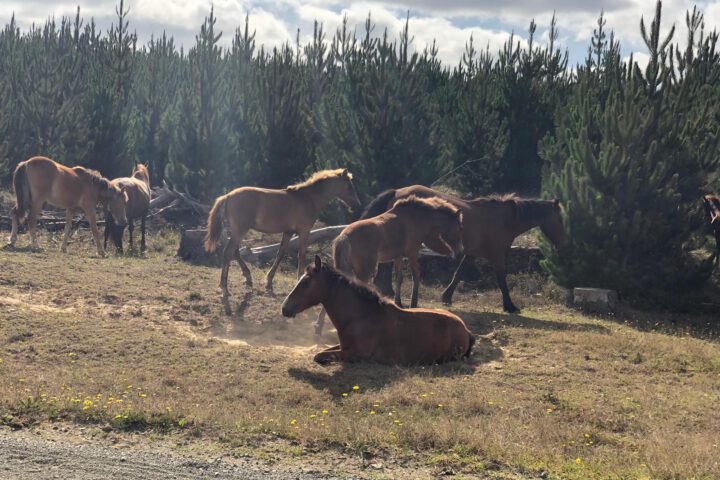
1 227 719 479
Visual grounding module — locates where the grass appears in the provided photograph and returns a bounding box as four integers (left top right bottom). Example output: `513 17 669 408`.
1 226 719 479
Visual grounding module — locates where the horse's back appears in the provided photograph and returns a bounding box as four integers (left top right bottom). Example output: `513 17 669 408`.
112 177 151 218
224 186 310 233
381 306 472 364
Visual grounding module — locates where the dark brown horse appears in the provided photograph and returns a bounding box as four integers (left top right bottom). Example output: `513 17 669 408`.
282 256 475 365
703 194 720 263
104 163 152 253
314 195 464 335
204 169 361 301
8 156 128 257
363 185 568 312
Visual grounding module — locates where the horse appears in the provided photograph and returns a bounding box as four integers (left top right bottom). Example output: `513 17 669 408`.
282 256 475 365
204 169 361 301
703 194 720 263
314 195 464 335
104 163 152 253
362 185 568 312
8 156 128 257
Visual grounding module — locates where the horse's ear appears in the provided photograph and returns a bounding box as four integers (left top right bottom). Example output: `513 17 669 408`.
314 255 322 271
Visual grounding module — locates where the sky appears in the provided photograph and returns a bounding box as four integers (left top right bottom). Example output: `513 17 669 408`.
2 0 720 68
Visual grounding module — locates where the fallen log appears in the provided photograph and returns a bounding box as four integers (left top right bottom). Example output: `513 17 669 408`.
177 226 544 284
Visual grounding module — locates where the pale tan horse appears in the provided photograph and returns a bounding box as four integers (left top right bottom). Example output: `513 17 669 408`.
104 163 152 253
8 156 128 257
315 196 464 335
204 169 361 302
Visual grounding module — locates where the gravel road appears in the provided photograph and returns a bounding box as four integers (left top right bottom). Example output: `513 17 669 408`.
0 429 343 480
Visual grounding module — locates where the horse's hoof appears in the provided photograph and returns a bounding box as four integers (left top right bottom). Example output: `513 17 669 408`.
504 305 520 314
313 355 332 365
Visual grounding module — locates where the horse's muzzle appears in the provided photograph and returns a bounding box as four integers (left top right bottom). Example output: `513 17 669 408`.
281 302 295 318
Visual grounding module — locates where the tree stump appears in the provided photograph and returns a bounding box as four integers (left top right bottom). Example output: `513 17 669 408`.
573 287 619 313
177 228 224 266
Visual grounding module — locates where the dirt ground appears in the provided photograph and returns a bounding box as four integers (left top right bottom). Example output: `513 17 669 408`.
1 224 719 479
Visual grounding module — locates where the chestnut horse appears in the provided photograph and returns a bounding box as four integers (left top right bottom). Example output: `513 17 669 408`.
282 256 475 365
314 195 464 335
104 163 152 253
8 156 128 257
363 185 568 312
204 169 361 300
703 194 720 263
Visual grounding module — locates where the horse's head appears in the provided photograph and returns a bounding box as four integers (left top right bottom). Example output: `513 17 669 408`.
281 255 326 317
132 163 150 186
438 209 464 259
334 169 362 212
540 199 568 249
102 184 129 227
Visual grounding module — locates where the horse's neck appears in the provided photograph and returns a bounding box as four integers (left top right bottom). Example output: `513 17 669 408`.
320 283 374 331
299 180 336 211
510 205 547 237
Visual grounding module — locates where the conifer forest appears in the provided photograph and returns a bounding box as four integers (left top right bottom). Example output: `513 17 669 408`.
1 1 719 303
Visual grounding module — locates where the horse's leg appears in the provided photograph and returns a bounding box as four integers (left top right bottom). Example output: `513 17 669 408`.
27 201 42 249
374 263 395 297
393 258 404 307
315 308 327 337
409 254 421 308
265 232 291 291
140 215 147 252
61 209 76 253
86 209 104 257
494 259 519 313
232 248 254 288
295 231 310 279
441 255 473 305
128 219 135 251
9 207 20 246
220 237 239 301
103 213 114 251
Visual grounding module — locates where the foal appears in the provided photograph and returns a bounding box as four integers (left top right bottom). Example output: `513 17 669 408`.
315 196 464 335
282 256 475 365
204 169 361 301
9 156 128 257
104 163 152 253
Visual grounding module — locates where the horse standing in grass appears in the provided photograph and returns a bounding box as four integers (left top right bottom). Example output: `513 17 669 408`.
204 169 361 301
282 256 475 365
315 195 464 335
104 163 151 253
8 156 128 257
363 185 568 312
703 194 720 263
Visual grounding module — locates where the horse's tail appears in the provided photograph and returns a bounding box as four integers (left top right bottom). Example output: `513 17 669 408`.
464 333 476 359
11 161 31 222
204 194 227 252
333 234 353 275
360 189 396 220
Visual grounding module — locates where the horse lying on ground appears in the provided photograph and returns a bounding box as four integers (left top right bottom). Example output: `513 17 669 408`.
204 169 361 304
363 185 568 312
104 163 151 253
9 156 128 257
315 195 464 335
282 256 475 365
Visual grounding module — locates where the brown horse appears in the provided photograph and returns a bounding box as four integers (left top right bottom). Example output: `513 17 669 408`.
314 195 464 335
8 156 128 257
703 194 720 263
104 163 152 253
282 256 475 365
362 185 568 312
204 169 361 300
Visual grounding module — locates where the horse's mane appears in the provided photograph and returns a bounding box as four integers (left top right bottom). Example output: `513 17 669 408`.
73 166 111 191
392 195 461 220
286 169 351 191
320 263 390 306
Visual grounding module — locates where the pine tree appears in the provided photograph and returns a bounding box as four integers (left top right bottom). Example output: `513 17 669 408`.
540 2 720 305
